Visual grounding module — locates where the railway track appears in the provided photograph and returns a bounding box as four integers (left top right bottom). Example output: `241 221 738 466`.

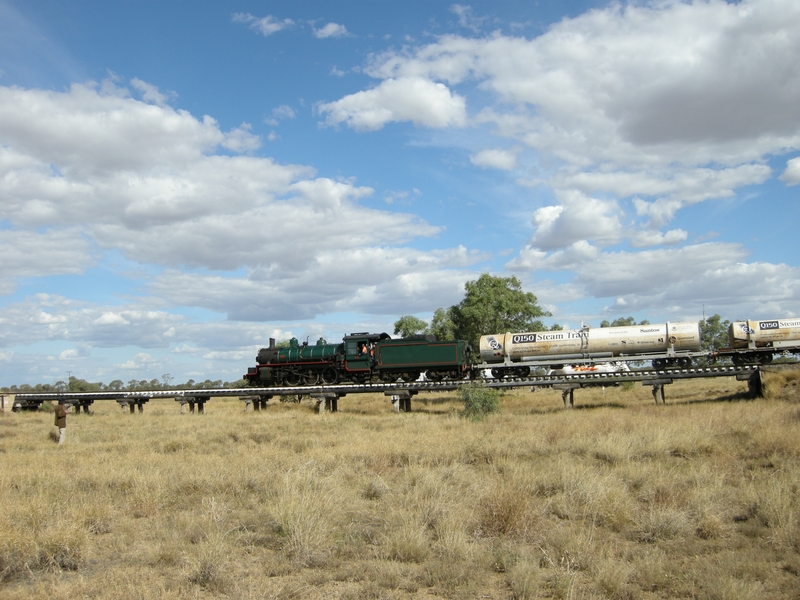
3 364 764 413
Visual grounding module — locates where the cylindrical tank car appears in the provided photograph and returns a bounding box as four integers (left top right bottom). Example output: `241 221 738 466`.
480 322 701 374
724 318 800 365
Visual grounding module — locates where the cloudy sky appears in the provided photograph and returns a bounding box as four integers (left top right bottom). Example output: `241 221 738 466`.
1 0 798 387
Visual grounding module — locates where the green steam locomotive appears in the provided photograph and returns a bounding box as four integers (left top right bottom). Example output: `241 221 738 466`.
244 332 472 387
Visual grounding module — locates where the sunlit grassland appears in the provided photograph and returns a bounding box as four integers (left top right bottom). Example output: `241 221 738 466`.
1 371 799 599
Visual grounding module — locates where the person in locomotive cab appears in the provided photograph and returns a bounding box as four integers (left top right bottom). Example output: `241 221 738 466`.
358 343 368 356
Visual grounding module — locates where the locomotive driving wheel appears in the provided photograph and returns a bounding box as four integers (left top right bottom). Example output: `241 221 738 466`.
284 371 302 386
303 370 320 385
321 367 338 385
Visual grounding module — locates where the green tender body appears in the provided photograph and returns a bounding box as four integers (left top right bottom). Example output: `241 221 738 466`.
375 338 469 373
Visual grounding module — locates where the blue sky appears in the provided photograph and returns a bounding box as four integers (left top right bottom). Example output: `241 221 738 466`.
1 0 799 387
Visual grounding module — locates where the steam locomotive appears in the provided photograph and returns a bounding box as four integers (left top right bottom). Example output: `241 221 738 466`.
244 318 800 387
244 332 472 387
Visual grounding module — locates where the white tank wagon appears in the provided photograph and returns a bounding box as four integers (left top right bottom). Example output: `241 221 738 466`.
723 319 800 365
480 322 701 376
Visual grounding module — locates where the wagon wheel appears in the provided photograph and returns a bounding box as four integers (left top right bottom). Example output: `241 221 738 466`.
652 359 666 369
759 354 773 365
678 357 692 368
303 370 320 385
321 367 339 385
284 371 302 386
490 368 505 379
426 371 443 382
515 366 531 378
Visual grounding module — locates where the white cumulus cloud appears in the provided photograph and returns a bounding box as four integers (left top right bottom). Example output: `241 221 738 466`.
780 157 800 185
470 148 518 170
318 77 467 131
314 22 349 39
232 13 294 36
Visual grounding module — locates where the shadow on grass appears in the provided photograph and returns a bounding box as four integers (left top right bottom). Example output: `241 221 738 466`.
668 390 755 406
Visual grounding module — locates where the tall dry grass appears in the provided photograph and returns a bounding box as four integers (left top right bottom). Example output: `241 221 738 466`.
0 371 799 599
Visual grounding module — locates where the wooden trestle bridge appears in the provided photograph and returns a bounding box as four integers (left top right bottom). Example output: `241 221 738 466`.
2 365 765 414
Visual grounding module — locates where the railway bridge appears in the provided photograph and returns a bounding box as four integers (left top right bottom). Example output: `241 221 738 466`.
2 365 765 414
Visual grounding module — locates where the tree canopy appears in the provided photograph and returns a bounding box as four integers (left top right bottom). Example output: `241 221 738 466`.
451 274 551 348
699 314 731 353
600 316 651 327
393 274 552 349
393 315 428 338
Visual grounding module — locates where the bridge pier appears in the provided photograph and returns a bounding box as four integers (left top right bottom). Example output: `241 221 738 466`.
242 395 273 411
385 390 416 412
176 397 206 413
553 385 576 408
312 393 340 413
643 379 672 404
652 384 665 404
189 397 206 413
117 400 147 413
0 394 18 413
748 370 763 398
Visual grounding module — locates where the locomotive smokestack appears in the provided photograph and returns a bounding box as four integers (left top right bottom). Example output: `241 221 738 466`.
269 338 276 349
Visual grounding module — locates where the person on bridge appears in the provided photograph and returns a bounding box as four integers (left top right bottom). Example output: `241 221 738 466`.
54 399 68 444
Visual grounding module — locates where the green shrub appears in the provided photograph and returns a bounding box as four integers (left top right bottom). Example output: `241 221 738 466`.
459 385 500 420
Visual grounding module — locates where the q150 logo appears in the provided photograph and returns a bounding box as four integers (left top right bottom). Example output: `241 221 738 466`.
486 336 502 351
759 321 780 330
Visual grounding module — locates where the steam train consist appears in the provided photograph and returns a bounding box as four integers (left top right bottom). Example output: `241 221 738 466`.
244 318 800 387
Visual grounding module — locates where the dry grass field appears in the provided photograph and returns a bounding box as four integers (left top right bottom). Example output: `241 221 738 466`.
1 370 800 599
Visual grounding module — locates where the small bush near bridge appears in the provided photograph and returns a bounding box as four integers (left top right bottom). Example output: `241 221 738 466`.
458 384 501 419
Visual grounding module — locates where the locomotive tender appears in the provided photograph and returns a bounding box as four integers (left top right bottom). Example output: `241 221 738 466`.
244 318 800 387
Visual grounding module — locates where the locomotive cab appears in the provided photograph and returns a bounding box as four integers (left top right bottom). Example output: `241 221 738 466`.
343 332 390 378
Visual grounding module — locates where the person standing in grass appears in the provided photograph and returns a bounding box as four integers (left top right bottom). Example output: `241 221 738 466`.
54 399 68 444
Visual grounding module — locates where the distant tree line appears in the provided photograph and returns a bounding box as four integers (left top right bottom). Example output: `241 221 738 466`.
1 374 248 394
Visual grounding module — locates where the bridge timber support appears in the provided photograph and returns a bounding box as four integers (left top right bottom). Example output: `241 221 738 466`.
385 390 418 412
